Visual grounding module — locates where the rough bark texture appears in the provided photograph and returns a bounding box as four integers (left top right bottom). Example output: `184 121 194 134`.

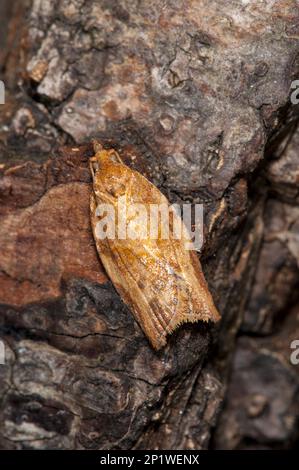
0 0 299 450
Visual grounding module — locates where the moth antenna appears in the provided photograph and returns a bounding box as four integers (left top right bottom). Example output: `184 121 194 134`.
89 156 99 181
92 139 104 154
108 149 124 164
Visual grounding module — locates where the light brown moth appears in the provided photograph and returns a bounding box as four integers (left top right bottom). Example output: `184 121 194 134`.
89 141 220 350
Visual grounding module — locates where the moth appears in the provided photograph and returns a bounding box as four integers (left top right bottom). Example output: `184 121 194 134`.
89 141 220 350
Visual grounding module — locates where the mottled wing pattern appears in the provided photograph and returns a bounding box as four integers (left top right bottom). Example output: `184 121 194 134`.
90 146 220 349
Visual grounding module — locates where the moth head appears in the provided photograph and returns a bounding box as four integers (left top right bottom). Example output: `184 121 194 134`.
90 145 129 201
90 149 123 181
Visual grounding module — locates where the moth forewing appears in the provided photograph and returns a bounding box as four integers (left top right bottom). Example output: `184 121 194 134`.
90 143 220 350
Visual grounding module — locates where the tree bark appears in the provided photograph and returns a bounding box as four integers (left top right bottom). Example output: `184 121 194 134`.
0 0 299 450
